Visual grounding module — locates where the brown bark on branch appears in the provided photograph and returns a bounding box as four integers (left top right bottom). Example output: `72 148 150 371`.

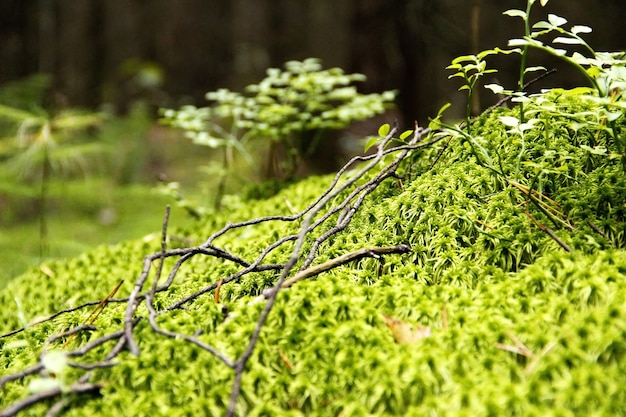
253 244 412 302
0 123 439 416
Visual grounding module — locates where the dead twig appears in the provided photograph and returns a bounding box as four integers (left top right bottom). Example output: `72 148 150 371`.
496 331 557 375
496 330 536 359
62 280 123 348
252 244 411 302
226 124 432 416
0 123 440 416
1 382 102 417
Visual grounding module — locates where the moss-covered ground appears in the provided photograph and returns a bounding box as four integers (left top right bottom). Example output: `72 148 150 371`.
1 96 625 415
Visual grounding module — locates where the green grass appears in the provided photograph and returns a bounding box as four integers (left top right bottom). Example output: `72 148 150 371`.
0 178 195 289
0 106 262 289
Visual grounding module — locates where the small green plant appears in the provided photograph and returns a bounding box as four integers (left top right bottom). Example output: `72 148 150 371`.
491 0 626 165
504 2 626 167
0 75 104 258
502 0 549 123
161 58 396 210
435 0 626 251
446 48 519 133
364 122 414 153
444 0 626 174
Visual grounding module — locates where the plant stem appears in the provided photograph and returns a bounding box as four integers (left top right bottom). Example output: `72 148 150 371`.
517 1 533 124
39 145 50 260
214 146 231 211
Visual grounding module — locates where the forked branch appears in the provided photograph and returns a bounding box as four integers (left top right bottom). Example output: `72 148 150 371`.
0 123 438 416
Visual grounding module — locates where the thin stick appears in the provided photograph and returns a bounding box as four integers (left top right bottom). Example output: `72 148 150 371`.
62 280 123 349
527 212 572 252
254 244 411 300
0 123 443 416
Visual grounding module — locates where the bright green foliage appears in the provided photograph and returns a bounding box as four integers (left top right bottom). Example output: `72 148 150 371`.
2 91 626 415
2 2 626 415
501 0 626 164
447 48 520 132
162 58 395 149
439 0 626 247
363 123 414 153
161 58 396 181
450 0 626 168
0 75 105 258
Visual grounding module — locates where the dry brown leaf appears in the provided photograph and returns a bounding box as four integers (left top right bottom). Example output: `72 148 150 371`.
383 314 431 345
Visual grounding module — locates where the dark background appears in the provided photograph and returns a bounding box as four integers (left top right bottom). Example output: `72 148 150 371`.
1 0 625 123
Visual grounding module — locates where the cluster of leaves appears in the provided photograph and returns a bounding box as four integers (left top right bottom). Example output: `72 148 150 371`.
445 0 626 169
417 0 625 266
0 74 105 257
160 58 396 208
1 1 626 415
162 58 395 154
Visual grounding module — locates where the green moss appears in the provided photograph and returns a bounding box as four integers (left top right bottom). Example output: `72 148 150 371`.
1 97 626 415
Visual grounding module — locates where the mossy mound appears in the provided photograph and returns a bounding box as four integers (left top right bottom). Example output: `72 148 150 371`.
1 96 625 416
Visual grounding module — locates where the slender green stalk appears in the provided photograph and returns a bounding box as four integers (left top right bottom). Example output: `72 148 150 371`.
517 1 533 124
39 143 50 260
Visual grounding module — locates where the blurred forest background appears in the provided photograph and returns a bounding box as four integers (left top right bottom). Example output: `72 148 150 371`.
0 0 624 286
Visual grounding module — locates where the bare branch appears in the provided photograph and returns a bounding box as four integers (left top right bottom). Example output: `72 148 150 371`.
252 244 411 301
0 123 439 416
1 382 102 417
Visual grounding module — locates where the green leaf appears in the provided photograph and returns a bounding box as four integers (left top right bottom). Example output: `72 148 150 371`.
435 103 451 118
448 72 466 79
499 116 520 127
428 103 451 130
580 144 608 155
511 95 531 103
606 111 623 122
503 9 526 19
532 21 552 30
42 350 68 375
551 86 595 96
519 119 538 131
4 339 29 350
484 84 505 94
13 296 29 328
491 47 522 55
450 55 476 64
508 38 531 47
553 36 583 45
364 136 379 152
399 130 413 140
571 25 592 35
524 66 547 74
28 378 62 394
548 14 567 27
378 123 390 137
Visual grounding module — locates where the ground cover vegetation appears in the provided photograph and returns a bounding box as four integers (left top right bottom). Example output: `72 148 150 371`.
1 0 626 415
0 76 202 286
160 57 396 210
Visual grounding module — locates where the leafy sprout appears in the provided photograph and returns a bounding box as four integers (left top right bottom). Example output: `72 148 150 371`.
0 82 104 259
161 58 396 211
